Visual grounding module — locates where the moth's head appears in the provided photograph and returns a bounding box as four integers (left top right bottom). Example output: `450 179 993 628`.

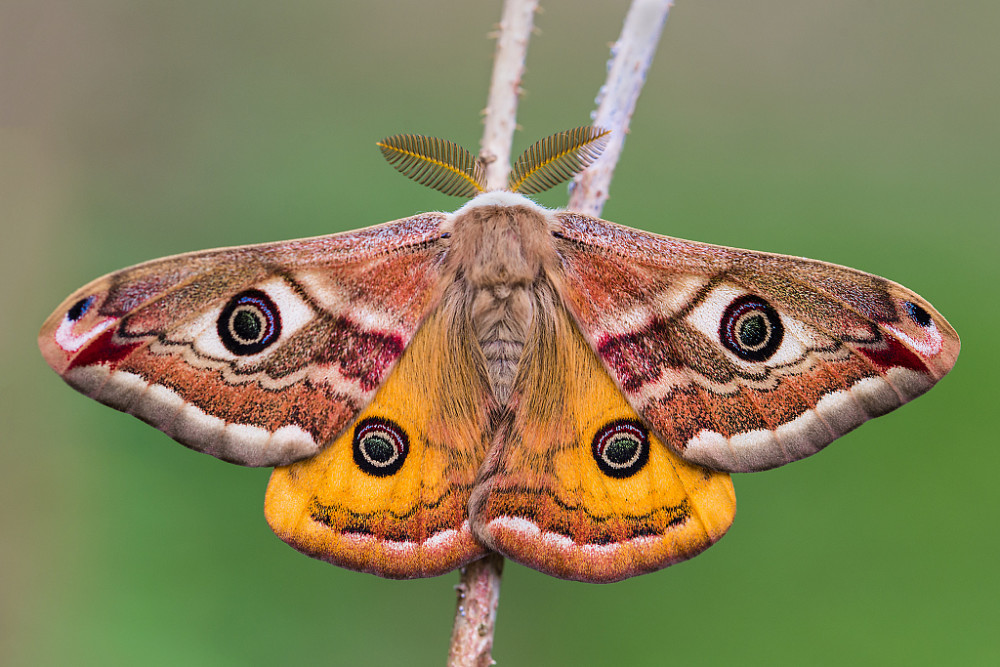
451 190 542 214
376 126 609 198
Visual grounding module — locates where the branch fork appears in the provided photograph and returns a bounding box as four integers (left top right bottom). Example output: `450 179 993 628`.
448 1 672 664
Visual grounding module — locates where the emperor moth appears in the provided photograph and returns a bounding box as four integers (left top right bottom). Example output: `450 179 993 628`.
39 128 959 582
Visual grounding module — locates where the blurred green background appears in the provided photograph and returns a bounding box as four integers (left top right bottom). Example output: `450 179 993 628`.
2 1 997 665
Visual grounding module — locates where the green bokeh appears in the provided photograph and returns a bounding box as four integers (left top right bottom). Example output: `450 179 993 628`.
3 1 997 665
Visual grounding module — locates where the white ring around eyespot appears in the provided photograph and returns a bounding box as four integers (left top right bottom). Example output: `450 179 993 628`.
228 304 268 345
359 429 402 467
183 278 314 362
599 433 643 469
685 284 806 368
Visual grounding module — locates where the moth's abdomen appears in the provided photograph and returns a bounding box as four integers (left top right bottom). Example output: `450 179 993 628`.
472 285 533 403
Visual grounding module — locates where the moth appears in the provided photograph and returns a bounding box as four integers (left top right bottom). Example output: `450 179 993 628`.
39 128 959 582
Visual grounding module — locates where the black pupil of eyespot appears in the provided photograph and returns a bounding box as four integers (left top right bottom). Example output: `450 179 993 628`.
217 289 281 356
605 436 638 465
67 297 93 322
720 295 783 362
905 301 932 327
592 419 649 478
738 314 767 348
232 308 263 342
362 434 395 463
352 417 408 477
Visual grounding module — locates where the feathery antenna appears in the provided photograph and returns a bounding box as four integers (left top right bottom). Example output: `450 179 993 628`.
377 134 487 198
377 127 609 197
508 126 610 194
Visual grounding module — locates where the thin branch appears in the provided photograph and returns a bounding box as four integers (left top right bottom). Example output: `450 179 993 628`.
449 2 538 665
479 0 540 190
568 0 673 216
449 2 672 665
447 554 505 667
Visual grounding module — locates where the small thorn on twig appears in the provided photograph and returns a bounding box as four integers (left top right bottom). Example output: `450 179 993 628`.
477 151 498 167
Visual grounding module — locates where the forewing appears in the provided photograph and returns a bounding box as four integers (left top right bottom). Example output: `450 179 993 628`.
39 214 449 466
552 212 960 472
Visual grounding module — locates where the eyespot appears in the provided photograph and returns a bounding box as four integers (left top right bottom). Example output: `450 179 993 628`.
904 301 933 328
67 296 95 322
719 295 784 362
592 419 649 479
352 417 409 477
217 289 282 356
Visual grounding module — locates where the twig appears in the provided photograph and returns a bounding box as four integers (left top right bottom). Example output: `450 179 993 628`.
479 0 540 190
446 554 505 667
448 1 672 664
449 2 537 665
568 0 673 216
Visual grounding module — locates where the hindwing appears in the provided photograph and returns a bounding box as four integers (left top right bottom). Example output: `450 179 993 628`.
469 284 736 583
266 303 494 577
